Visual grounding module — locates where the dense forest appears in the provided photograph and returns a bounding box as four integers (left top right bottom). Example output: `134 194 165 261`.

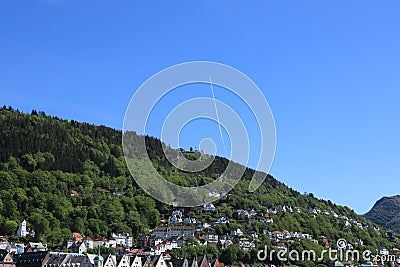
0 106 398 266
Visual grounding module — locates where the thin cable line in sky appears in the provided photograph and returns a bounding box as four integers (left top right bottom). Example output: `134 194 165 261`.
210 76 227 156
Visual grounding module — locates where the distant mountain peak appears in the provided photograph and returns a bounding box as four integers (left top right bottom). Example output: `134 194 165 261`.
364 195 400 233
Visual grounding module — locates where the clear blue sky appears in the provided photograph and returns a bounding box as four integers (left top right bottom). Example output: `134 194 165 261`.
1 1 399 214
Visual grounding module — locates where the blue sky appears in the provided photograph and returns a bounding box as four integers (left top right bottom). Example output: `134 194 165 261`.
1 1 399 214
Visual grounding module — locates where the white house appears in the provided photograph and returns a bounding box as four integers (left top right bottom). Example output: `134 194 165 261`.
170 210 184 225
6 242 25 254
16 220 30 237
239 239 255 250
172 210 183 217
152 240 178 255
0 237 9 250
26 242 48 252
215 216 229 224
205 232 219 244
83 236 94 249
203 203 215 212
271 231 284 240
104 254 117 267
170 215 182 225
290 232 301 238
130 255 147 267
264 215 274 223
116 255 130 267
110 233 133 248
230 228 243 236
249 231 259 239
105 238 117 248
379 247 390 256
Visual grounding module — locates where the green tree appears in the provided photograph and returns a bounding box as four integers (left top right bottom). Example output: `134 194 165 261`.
1 220 18 236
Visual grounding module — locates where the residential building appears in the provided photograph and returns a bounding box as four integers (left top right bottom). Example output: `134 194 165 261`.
230 229 243 237
70 242 87 254
0 239 9 251
83 237 94 250
204 233 218 245
214 217 229 224
110 233 133 248
6 242 24 254
116 255 130 267
0 250 15 267
15 252 50 267
130 255 147 267
239 239 255 250
16 221 30 238
151 227 194 239
271 231 283 240
25 243 47 253
103 254 116 267
72 233 84 243
272 242 286 250
152 240 178 255
170 211 183 225
183 217 196 225
203 204 215 212
93 237 106 248
263 215 274 223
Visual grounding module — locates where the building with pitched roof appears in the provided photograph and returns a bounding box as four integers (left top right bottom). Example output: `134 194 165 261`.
151 227 194 239
15 251 50 267
0 249 15 267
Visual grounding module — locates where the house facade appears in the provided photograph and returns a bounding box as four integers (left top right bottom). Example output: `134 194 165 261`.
0 250 15 267
151 227 194 239
16 220 30 237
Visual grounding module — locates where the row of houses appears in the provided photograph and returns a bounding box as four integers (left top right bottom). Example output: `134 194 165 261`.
0 251 219 267
263 230 313 241
66 233 134 254
0 238 47 255
307 208 374 231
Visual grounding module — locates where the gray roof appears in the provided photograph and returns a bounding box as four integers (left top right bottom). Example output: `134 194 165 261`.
196 256 206 267
16 251 49 267
150 255 160 266
169 258 187 267
45 254 68 266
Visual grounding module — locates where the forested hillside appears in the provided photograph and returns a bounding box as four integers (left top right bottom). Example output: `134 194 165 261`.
365 196 400 234
0 106 398 265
